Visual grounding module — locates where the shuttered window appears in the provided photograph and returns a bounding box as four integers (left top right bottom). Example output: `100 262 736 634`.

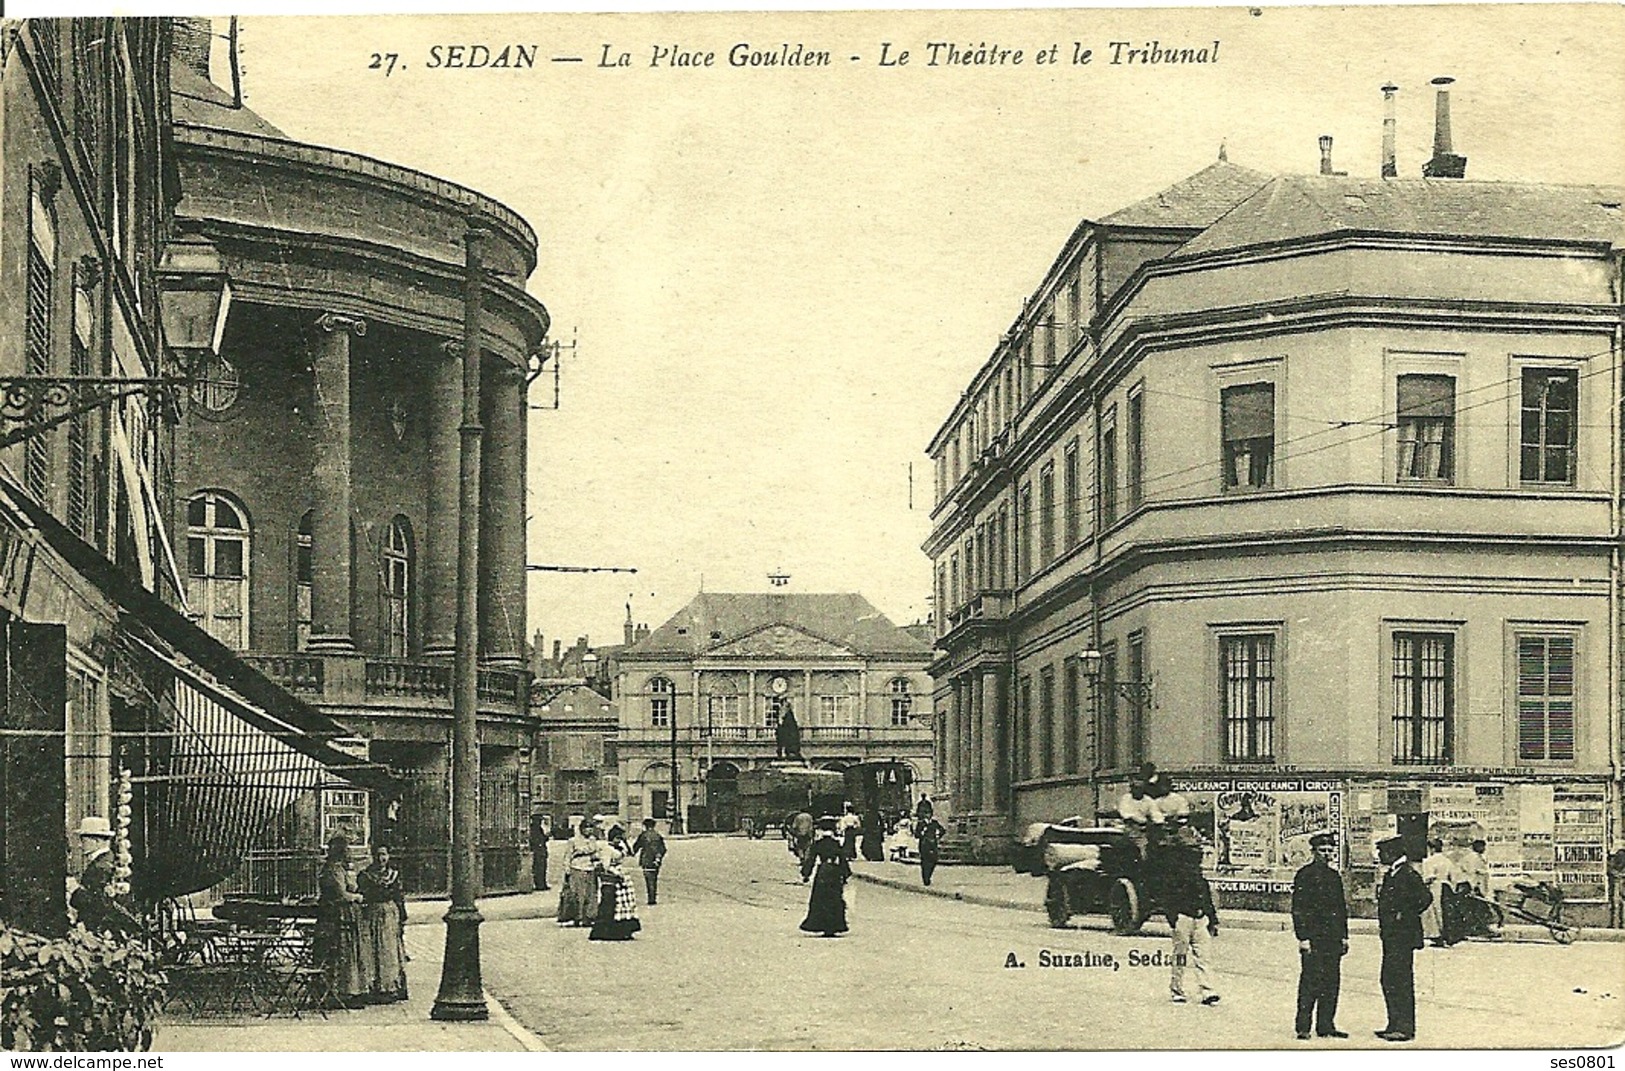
1517 635 1575 762
24 231 54 500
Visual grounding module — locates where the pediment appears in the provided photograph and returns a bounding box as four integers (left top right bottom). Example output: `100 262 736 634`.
705 623 855 659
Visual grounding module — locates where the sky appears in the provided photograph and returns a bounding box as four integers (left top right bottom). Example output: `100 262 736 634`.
179 4 1624 649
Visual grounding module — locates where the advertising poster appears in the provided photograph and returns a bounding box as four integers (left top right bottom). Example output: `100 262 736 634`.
1179 779 1341 892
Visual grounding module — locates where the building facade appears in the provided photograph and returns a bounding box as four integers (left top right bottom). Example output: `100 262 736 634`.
617 592 934 831
529 682 618 838
0 18 385 935
926 90 1623 923
160 20 550 896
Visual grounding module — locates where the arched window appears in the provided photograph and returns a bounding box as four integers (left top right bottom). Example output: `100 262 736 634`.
186 491 250 649
382 516 413 658
889 677 913 727
294 510 312 650
649 677 674 728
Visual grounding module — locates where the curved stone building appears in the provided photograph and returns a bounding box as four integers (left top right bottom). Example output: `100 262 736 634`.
166 22 549 894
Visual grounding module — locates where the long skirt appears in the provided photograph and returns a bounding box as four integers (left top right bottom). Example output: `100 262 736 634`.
800 863 848 935
362 901 408 1002
558 869 599 926
317 902 367 1005
588 876 641 941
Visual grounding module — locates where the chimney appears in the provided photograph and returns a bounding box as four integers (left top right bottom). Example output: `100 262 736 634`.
552 639 561 663
171 18 214 81
1318 135 1335 175
530 631 546 676
1381 83 1399 179
624 602 635 647
1422 76 1467 178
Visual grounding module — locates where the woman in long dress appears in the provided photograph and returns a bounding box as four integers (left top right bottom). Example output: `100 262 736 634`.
315 835 367 1007
588 825 641 941
557 820 602 927
800 816 850 937
357 845 408 1003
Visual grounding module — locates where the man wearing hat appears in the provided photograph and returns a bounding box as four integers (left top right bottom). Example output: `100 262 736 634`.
1375 834 1432 1042
71 816 139 938
1290 832 1349 1039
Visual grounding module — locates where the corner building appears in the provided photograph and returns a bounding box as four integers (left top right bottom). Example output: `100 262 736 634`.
927 121 1623 923
165 22 549 894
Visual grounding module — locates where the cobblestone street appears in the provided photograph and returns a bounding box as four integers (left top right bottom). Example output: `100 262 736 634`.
482 837 1625 1050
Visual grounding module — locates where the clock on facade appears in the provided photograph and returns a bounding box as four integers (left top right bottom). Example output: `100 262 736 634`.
770 676 789 696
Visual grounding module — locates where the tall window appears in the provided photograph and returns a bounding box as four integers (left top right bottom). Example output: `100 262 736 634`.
995 505 1009 587
1067 273 1083 349
1038 665 1056 778
1221 634 1275 761
1517 635 1575 762
1004 368 1015 423
649 677 674 728
1097 644 1118 770
1062 656 1081 774
186 492 250 649
1392 632 1452 764
1520 368 1577 485
294 510 313 650
889 677 913 727
1100 410 1118 527
382 516 413 657
1038 462 1056 568
1126 390 1145 511
25 185 55 502
66 330 94 539
1397 374 1455 482
72 22 101 169
707 694 742 728
1126 631 1147 768
1063 439 1080 549
1017 675 1033 781
1222 383 1275 490
949 554 959 610
935 564 947 633
818 695 855 725
1017 482 1033 582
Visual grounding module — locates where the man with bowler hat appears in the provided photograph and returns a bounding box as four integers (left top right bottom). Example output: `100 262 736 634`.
1291 831 1349 1039
1376 834 1432 1042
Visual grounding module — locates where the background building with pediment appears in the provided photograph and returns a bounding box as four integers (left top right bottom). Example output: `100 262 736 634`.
615 592 934 831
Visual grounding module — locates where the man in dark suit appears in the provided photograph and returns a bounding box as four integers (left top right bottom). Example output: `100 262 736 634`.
1376 834 1433 1041
1291 831 1349 1039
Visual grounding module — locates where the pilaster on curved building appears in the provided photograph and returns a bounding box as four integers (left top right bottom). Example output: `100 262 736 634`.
167 20 548 895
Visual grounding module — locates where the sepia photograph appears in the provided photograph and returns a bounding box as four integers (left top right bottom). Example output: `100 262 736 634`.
0 0 1622 1055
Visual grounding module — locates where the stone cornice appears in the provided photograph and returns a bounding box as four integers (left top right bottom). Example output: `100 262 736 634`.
172 121 537 267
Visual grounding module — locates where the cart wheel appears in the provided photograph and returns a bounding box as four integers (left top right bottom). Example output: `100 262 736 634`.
1109 878 1142 935
1553 926 1578 945
1045 874 1072 928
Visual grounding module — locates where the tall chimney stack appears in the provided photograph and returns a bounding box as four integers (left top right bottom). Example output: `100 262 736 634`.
1422 76 1467 178
1318 135 1335 175
1380 83 1399 179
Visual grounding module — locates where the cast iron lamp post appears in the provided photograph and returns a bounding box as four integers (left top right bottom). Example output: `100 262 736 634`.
431 220 490 1021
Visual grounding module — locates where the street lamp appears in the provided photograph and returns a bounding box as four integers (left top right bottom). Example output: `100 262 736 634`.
1079 648 1155 707
0 233 230 450
156 233 233 361
581 649 599 684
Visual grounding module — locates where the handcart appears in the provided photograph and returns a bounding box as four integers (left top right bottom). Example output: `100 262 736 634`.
1497 881 1578 944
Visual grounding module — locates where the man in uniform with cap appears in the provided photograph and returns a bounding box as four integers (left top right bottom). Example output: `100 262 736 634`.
1290 832 1349 1039
70 816 139 938
1375 834 1432 1042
